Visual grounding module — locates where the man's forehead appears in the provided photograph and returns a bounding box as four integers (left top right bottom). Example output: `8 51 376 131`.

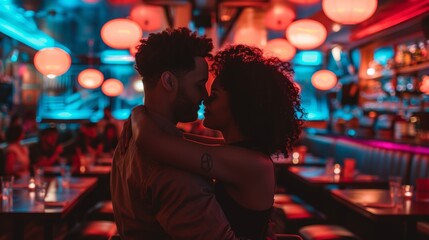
190 57 208 78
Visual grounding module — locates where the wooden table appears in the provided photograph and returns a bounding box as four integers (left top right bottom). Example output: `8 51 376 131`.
331 189 429 240
97 157 112 166
281 166 388 214
288 166 387 188
273 154 326 166
0 177 98 240
43 165 111 177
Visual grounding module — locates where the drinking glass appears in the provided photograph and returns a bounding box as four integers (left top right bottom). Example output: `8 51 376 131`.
389 176 403 206
33 166 44 185
1 176 14 211
35 182 48 203
60 165 72 188
1 175 14 198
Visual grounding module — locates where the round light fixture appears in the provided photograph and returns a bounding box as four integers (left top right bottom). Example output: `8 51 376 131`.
322 0 377 25
102 78 124 96
286 19 327 50
311 70 337 90
34 47 71 77
101 18 142 49
78 69 104 89
264 38 296 61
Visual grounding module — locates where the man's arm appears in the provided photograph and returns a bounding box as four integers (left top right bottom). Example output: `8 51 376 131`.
132 106 271 187
151 169 238 240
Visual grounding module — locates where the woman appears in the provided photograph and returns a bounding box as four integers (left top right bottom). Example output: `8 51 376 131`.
5 125 30 178
132 45 303 239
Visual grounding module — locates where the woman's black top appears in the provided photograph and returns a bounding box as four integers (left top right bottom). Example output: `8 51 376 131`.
214 140 272 240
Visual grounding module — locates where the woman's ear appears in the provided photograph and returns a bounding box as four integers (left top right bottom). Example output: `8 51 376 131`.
160 71 177 91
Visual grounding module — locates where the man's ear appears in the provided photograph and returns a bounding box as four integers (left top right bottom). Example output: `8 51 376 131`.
160 71 177 91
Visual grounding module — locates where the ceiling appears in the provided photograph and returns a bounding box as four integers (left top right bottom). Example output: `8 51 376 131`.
2 0 429 65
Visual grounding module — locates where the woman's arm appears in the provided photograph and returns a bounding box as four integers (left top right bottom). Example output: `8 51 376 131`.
183 132 225 145
131 106 272 186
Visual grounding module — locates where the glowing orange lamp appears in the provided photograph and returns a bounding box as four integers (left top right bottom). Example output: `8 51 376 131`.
323 0 377 24
130 4 163 31
101 19 142 49
289 0 320 4
102 78 124 97
264 4 295 30
286 19 327 50
264 39 296 61
233 27 266 47
34 47 71 78
311 70 337 90
78 69 104 89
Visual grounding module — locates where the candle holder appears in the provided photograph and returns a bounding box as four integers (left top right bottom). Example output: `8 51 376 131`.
333 163 341 175
292 152 300 164
28 178 36 191
402 185 414 199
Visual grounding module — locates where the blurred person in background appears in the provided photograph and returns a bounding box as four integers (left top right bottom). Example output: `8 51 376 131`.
30 127 63 167
101 123 119 154
5 125 30 178
98 107 122 136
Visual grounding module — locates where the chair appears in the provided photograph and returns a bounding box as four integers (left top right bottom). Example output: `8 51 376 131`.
68 221 117 240
87 200 114 221
408 154 429 185
299 224 360 240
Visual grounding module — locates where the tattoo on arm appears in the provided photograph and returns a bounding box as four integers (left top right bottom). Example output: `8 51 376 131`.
201 153 213 172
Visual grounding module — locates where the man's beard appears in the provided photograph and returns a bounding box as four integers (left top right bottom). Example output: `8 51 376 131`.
172 87 198 123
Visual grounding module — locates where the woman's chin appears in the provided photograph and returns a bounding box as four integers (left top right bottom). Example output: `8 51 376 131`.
202 118 213 129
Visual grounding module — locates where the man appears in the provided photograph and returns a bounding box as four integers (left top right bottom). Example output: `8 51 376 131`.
111 28 237 239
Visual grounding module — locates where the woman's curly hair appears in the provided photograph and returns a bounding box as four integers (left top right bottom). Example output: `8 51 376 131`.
135 28 213 88
211 45 305 156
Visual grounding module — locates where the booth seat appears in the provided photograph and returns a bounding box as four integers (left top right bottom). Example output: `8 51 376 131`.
303 134 427 185
360 147 411 181
333 140 366 165
303 135 336 159
408 154 429 185
68 221 117 240
273 194 326 233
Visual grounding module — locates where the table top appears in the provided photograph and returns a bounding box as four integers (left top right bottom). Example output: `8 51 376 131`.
97 157 112 166
43 165 111 176
288 166 385 187
272 154 326 166
0 177 97 220
331 189 429 220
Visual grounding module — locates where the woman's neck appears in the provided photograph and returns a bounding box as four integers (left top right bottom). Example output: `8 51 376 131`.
221 124 247 145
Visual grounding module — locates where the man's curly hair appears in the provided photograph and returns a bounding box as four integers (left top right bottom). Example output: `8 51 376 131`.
211 45 304 156
135 28 213 88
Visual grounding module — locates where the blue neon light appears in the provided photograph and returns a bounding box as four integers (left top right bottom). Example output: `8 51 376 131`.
0 3 69 51
197 102 205 120
374 46 394 66
101 50 135 64
293 51 323 65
